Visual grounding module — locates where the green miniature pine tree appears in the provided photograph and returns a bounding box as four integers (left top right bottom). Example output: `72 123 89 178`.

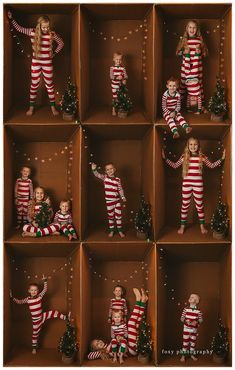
136 315 152 356
208 78 227 116
60 77 78 115
35 203 52 228
211 320 229 357
58 322 78 358
135 195 152 239
211 202 229 235
113 83 133 113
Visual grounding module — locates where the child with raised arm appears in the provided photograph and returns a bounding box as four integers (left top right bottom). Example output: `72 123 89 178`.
110 51 128 116
53 200 78 241
10 275 70 354
108 285 128 324
162 137 225 234
14 166 33 229
91 162 126 238
8 10 64 116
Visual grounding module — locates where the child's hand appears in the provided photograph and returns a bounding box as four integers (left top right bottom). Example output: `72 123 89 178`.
122 197 126 202
108 318 111 324
9 289 12 298
184 46 190 54
8 11 12 19
42 274 47 281
91 163 97 171
117 75 123 81
195 44 201 54
222 149 226 160
162 149 166 160
169 111 176 118
116 335 122 343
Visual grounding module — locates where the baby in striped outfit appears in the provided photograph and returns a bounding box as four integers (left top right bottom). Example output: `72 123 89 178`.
110 52 128 116
111 310 128 364
108 285 128 324
53 200 78 241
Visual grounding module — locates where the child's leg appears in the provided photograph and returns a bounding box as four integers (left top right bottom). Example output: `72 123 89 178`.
164 114 179 137
29 61 42 110
41 63 56 107
114 202 124 236
127 301 146 356
22 200 29 224
175 113 189 130
192 184 206 230
106 201 115 234
43 310 67 322
67 224 77 237
189 331 197 356
181 325 190 356
16 201 24 226
180 183 193 226
120 338 127 353
32 318 43 351
35 223 60 237
22 224 38 233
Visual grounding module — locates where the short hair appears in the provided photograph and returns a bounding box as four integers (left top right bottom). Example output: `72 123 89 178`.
90 339 99 351
20 166 31 172
113 285 125 296
113 51 123 58
167 76 179 86
60 199 71 207
112 309 123 318
28 283 39 290
104 162 115 169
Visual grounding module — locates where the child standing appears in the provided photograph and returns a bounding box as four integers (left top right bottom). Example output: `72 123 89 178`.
111 310 128 364
10 275 70 354
53 200 78 241
180 294 203 362
108 285 128 324
8 11 64 116
110 52 128 116
162 137 225 234
14 166 33 229
162 77 192 139
91 162 126 238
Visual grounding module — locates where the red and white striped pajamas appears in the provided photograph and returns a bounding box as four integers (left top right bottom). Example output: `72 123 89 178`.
184 53 202 112
23 202 60 236
12 281 66 349
53 210 77 238
88 301 146 360
166 155 222 225
14 177 33 226
162 90 188 134
92 169 125 232
110 65 128 100
11 19 64 106
111 323 128 353
108 298 128 321
181 306 203 355
178 36 204 102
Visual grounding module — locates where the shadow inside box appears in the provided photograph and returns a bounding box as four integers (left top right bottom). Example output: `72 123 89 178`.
158 354 231 367
82 357 154 367
5 229 80 243
83 105 151 124
84 226 152 242
157 224 230 244
4 105 79 125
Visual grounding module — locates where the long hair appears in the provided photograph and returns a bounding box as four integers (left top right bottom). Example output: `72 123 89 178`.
176 20 208 56
28 186 46 221
34 16 53 58
182 137 203 178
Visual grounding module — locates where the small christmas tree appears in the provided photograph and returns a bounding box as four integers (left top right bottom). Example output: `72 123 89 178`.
135 195 152 239
136 315 152 356
58 322 78 358
211 202 229 235
35 202 52 228
60 77 78 116
208 78 227 116
113 83 133 113
211 320 229 358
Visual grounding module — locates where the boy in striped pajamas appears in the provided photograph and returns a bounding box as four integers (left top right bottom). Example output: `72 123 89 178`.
8 11 64 116
88 288 148 361
110 52 128 116
180 294 203 362
111 311 128 364
14 166 33 229
108 285 128 324
53 200 78 241
162 77 192 139
10 275 70 354
162 138 225 234
91 162 126 238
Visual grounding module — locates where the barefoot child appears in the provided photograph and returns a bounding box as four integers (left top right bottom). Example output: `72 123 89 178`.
53 200 78 241
108 285 128 324
14 166 33 229
110 52 128 116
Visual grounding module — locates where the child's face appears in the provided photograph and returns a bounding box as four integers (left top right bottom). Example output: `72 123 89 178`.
41 21 50 34
167 81 178 95
187 21 197 37
28 285 39 297
113 286 122 298
188 294 199 305
105 164 116 177
92 339 105 350
60 202 69 213
188 139 199 154
35 188 44 202
112 312 122 325
113 54 122 66
21 167 31 178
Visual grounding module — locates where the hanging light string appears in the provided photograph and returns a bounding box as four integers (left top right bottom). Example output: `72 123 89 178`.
9 22 26 56
67 140 74 202
163 21 221 38
219 18 226 84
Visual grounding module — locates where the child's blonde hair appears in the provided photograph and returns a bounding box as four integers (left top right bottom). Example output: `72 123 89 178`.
182 137 203 178
60 199 71 208
34 16 53 59
176 20 208 56
28 186 47 220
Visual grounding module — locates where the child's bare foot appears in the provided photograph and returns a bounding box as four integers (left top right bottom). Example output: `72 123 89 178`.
133 288 141 301
119 231 125 238
191 355 198 361
72 233 78 240
173 131 180 139
113 354 117 362
119 353 124 364
200 224 208 234
26 107 34 116
108 231 114 238
68 234 73 241
194 111 201 115
52 231 60 236
112 107 116 116
141 288 148 303
178 225 185 234
32 348 37 354
22 231 36 237
51 106 59 116
186 126 192 134
180 355 185 362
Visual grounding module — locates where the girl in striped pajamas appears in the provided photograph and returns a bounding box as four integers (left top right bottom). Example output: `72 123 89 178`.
8 11 64 116
22 186 60 238
162 137 225 234
176 20 208 108
162 77 192 139
88 288 148 361
53 200 78 241
91 162 126 238
14 166 33 229
180 294 203 362
110 310 128 364
108 285 128 324
10 275 70 354
110 52 128 116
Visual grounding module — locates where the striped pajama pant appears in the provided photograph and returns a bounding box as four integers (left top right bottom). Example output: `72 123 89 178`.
32 310 66 348
23 223 60 236
30 58 55 106
181 180 204 224
106 200 123 231
60 224 76 237
182 325 198 354
111 337 127 353
16 198 30 225
127 301 145 355
163 112 188 134
180 61 204 103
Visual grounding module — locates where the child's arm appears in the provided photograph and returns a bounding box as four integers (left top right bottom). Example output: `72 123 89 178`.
14 179 19 204
11 289 28 305
39 277 48 297
53 211 59 224
8 12 33 37
88 351 103 360
162 149 183 169
111 326 115 339
53 32 64 55
108 300 112 322
122 67 128 80
123 323 128 338
29 180 33 200
110 66 114 80
198 309 203 324
175 93 181 113
117 178 126 201
180 308 187 323
162 92 171 116
203 156 223 169
67 211 73 224
91 163 105 181
123 299 128 318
